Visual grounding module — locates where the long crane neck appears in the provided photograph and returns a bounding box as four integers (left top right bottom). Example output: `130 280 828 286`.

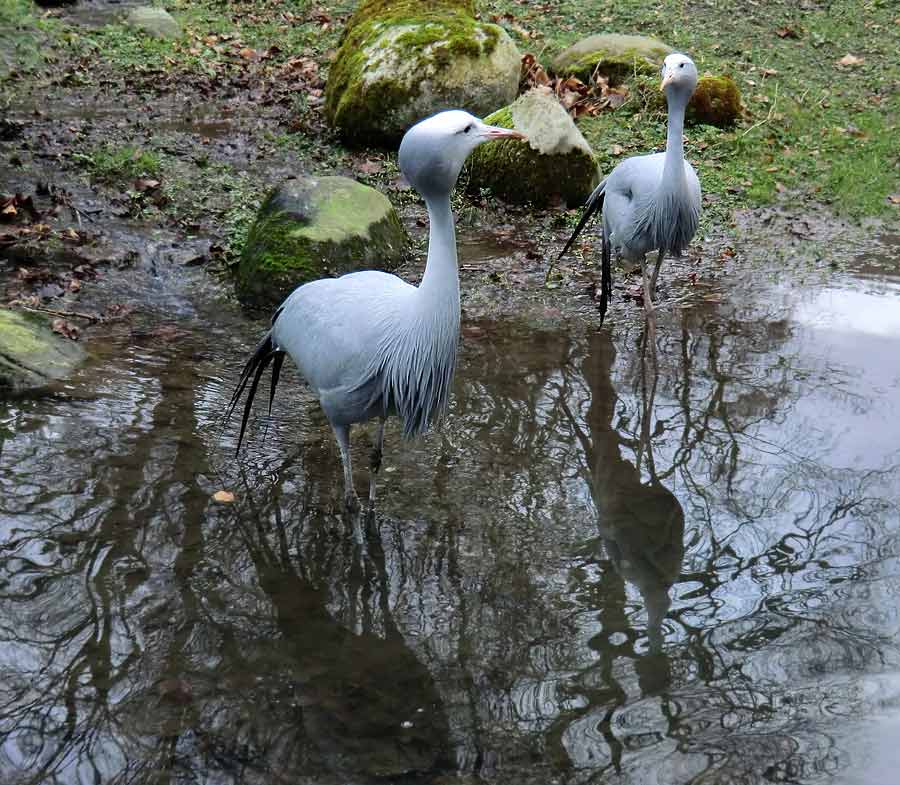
661 89 689 190
417 192 460 314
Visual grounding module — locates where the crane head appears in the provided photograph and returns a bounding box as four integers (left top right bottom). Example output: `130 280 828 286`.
660 53 698 95
399 110 525 200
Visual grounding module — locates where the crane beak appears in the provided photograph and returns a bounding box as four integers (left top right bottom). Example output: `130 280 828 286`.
660 72 675 90
480 125 526 141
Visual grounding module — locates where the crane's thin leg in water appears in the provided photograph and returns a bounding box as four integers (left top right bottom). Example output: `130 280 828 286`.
641 254 655 316
333 424 360 512
368 417 386 509
649 249 665 301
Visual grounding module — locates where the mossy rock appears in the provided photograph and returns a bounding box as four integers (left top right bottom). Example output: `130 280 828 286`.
551 33 673 84
465 87 600 207
0 308 86 396
124 7 182 40
686 75 742 127
236 176 409 309
325 0 521 146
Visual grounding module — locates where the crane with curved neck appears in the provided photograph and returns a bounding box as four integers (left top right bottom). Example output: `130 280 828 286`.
226 110 523 512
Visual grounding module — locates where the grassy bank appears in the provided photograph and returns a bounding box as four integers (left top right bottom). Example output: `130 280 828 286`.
2 0 897 232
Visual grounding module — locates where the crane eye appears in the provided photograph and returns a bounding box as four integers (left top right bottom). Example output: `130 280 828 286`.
463 123 473 134
679 62 685 68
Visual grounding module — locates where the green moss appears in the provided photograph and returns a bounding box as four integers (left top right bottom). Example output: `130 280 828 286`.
466 102 600 206
236 179 409 308
560 49 664 84
686 75 742 128
324 0 505 144
0 308 85 394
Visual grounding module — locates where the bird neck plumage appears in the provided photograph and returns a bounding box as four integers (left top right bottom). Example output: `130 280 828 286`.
662 91 688 189
418 193 460 310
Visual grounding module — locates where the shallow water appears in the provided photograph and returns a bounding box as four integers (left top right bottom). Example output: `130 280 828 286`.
1 234 899 785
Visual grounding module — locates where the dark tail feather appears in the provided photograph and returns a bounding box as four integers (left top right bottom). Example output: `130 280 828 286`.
598 219 612 327
558 178 607 261
268 352 285 416
224 331 284 456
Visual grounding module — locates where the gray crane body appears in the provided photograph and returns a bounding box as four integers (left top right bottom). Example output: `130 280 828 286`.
226 111 524 511
560 53 702 323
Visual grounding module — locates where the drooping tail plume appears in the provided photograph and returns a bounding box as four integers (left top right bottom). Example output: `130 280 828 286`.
224 330 285 455
558 179 612 326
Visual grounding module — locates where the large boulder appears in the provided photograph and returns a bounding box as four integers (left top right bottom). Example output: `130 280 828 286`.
325 0 521 146
465 87 600 207
551 33 673 83
235 176 409 308
686 75 742 127
0 308 85 396
124 7 182 40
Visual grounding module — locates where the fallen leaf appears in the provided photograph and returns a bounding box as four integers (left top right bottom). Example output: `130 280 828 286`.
212 490 235 503
760 67 778 77
888 195 900 205
611 144 624 155
837 53 864 67
775 26 800 39
357 159 383 175
51 319 79 341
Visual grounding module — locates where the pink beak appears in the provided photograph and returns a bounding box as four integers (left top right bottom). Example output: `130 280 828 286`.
660 72 675 90
481 125 526 141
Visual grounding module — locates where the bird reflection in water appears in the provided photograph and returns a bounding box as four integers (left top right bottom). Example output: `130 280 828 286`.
558 321 685 770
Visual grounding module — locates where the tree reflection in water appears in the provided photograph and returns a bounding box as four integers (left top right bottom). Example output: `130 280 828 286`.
0 281 898 784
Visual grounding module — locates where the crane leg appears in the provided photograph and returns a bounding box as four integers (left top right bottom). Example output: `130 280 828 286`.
641 255 656 316
368 417 386 509
649 249 665 300
333 424 360 512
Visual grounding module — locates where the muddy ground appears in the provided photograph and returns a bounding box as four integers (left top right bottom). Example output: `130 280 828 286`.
0 0 896 356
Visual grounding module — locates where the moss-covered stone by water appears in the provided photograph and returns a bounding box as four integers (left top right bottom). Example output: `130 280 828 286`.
324 0 520 145
235 176 409 309
0 308 86 396
466 88 600 207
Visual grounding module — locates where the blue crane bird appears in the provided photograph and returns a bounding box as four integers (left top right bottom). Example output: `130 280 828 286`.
559 53 702 324
226 110 524 511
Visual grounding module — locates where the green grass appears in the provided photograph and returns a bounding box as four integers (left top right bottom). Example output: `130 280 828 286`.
71 0 353 78
0 0 65 78
482 0 899 218
73 144 162 182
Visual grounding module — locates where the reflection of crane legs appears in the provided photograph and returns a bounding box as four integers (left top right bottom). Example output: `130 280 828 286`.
368 417 386 509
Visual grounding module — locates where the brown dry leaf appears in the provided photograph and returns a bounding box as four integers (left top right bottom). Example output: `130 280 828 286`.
134 178 161 192
51 319 79 341
775 26 800 39
358 159 383 175
1 203 16 217
837 53 864 67
888 195 900 205
238 47 256 59
760 67 778 77
611 144 624 155
212 490 235 503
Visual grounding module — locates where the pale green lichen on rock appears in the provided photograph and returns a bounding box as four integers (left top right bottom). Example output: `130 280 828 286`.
0 307 86 396
465 88 601 206
124 7 182 40
324 0 520 145
551 33 673 84
236 176 409 309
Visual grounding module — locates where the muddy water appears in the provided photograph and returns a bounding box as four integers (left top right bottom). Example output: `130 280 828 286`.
2 235 899 785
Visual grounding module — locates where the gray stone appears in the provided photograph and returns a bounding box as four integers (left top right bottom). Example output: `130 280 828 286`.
124 7 182 40
325 0 521 145
235 176 409 309
466 87 600 207
551 33 673 83
0 308 86 396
